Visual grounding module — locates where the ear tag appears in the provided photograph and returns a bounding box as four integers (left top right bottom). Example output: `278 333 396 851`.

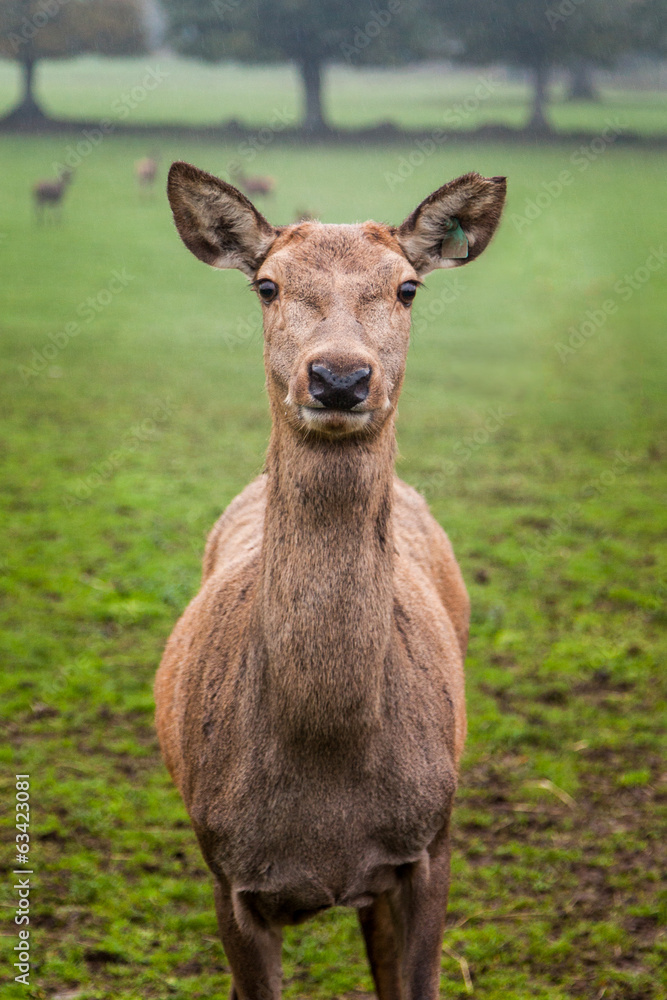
441 218 468 259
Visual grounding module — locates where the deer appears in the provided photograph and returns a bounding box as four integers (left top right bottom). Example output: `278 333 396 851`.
155 160 506 1000
32 168 73 222
232 167 275 197
135 154 160 193
293 207 317 223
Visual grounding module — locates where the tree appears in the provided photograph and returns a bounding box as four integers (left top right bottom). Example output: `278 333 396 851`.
0 0 150 124
567 59 597 102
430 0 653 132
624 0 667 58
161 0 429 133
562 2 666 106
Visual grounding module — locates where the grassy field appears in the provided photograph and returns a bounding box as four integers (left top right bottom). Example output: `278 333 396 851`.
1 55 667 135
1 67 666 1000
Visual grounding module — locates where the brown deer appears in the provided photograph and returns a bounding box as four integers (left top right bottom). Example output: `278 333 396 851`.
293 207 317 223
32 168 73 222
232 167 275 197
156 161 506 1000
135 155 160 193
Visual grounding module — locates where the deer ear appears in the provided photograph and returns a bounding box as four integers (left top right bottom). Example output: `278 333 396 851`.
398 173 506 275
167 161 277 277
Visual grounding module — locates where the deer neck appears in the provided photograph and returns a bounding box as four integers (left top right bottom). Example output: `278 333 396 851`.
257 417 396 744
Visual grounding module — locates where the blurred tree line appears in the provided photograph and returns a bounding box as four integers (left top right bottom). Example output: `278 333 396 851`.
1 0 665 129
161 0 432 131
161 0 667 131
439 0 667 130
0 0 151 123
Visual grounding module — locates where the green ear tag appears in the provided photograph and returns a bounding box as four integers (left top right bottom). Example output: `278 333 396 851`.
441 218 468 259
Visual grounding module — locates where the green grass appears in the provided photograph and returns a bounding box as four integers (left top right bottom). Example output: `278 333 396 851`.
1 90 666 1000
0 54 666 135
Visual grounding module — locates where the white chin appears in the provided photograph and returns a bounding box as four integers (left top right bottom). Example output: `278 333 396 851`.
299 407 372 432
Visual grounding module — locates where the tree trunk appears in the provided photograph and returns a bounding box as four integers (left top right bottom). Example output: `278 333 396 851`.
3 56 48 125
298 58 328 134
568 60 598 102
527 64 551 133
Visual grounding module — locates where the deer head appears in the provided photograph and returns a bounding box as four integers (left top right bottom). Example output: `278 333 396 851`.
167 162 506 441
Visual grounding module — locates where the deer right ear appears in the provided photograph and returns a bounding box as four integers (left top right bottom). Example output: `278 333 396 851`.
167 161 277 277
398 173 506 275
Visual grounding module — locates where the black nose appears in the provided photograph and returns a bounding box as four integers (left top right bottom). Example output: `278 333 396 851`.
308 364 371 410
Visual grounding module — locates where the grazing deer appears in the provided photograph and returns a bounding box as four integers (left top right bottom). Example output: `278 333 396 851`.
232 168 275 197
156 161 506 1000
32 168 73 222
135 155 160 193
293 207 317 223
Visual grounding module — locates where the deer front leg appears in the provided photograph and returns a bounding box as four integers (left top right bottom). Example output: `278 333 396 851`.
360 845 452 1000
399 846 451 1000
213 878 283 1000
359 894 403 1000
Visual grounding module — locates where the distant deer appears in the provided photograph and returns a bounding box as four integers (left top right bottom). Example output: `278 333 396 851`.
32 168 73 222
293 207 317 223
156 161 506 1000
135 155 160 194
232 167 275 197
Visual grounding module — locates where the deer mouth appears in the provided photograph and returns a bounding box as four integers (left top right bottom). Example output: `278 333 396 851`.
298 405 373 435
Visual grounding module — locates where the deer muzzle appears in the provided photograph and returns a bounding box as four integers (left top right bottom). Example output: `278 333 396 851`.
308 364 371 411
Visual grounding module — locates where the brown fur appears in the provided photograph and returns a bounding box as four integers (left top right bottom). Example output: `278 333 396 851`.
293 207 317 223
32 169 73 220
233 169 276 197
156 161 506 999
135 156 159 189
167 164 275 274
398 172 507 271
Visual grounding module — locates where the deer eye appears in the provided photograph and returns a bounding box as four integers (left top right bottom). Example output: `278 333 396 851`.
398 281 418 306
257 279 278 303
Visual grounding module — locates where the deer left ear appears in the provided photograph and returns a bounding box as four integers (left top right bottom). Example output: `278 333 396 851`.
398 173 506 275
167 161 277 277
